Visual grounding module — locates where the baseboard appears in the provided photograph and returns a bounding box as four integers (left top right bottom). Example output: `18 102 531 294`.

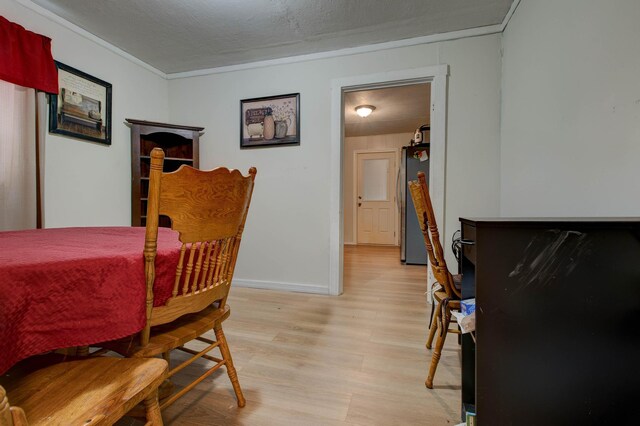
232 278 329 295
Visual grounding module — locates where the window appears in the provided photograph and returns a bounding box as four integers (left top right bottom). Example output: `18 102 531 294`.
0 80 37 230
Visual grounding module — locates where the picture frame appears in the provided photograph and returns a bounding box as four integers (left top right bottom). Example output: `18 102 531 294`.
240 93 300 148
49 61 112 145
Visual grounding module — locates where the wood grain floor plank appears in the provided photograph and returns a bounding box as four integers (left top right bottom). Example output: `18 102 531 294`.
123 245 460 425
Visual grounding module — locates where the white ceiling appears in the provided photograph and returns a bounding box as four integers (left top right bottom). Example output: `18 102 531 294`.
31 0 514 74
344 84 430 138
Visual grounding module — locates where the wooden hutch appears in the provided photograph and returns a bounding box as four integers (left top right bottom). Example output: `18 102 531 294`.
127 119 204 227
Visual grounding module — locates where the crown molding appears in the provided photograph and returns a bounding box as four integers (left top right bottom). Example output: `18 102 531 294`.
17 0 521 80
166 24 501 80
501 0 523 32
15 0 167 79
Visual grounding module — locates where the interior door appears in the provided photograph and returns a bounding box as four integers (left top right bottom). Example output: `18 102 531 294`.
356 151 397 245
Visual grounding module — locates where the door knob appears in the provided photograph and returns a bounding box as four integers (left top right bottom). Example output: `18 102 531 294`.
358 203 362 207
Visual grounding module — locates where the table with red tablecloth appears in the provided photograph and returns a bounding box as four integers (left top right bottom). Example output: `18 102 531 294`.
0 226 181 374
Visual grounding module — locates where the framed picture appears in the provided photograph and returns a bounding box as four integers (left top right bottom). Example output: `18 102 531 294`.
49 61 112 145
240 93 300 148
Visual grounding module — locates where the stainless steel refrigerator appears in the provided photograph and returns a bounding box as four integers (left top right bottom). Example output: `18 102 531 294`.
398 144 430 264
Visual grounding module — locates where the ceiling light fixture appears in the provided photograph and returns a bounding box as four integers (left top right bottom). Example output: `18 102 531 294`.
355 105 376 118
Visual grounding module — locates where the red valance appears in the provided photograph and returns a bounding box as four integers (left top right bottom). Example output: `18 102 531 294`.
0 16 58 93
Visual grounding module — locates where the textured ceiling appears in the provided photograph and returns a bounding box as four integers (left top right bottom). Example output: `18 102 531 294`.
344 84 430 138
31 0 514 74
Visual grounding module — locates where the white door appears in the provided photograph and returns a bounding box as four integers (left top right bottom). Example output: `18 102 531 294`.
356 151 397 245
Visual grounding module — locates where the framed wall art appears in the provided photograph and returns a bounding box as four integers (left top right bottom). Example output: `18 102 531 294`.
49 61 112 145
240 93 299 148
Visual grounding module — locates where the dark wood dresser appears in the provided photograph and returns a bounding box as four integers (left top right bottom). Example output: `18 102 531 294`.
460 217 640 424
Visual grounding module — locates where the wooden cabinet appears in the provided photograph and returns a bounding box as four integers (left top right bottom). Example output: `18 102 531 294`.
459 217 640 424
127 119 204 227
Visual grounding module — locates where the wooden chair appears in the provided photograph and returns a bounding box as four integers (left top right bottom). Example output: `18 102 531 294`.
105 147 256 410
408 171 461 389
0 357 167 425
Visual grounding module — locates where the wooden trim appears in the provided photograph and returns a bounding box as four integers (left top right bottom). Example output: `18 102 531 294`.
125 118 204 132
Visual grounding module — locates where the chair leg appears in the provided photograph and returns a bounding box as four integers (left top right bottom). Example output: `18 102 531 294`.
214 323 246 407
425 308 451 389
9 407 29 426
426 300 442 349
76 346 90 356
156 352 174 401
143 392 163 425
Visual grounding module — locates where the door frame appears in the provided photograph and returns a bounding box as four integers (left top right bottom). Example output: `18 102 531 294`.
353 148 400 246
330 65 449 295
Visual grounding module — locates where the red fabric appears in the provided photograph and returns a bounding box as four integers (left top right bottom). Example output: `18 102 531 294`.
0 227 181 374
0 16 58 93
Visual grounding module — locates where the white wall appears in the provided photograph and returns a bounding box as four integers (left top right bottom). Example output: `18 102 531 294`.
441 36 502 248
500 0 640 216
169 34 502 293
2 0 169 227
343 133 411 245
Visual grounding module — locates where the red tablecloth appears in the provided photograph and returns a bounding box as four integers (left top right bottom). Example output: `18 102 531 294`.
0 227 181 374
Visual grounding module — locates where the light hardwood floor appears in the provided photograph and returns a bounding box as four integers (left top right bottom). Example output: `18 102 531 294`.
156 245 461 425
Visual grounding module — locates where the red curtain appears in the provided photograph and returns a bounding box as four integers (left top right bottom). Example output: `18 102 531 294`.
0 16 58 93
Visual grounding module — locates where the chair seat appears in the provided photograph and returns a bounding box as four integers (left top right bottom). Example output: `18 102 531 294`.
433 290 461 308
107 304 230 358
431 275 462 296
2 357 167 426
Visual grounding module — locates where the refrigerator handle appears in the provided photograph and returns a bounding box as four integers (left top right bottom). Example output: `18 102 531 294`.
396 166 402 210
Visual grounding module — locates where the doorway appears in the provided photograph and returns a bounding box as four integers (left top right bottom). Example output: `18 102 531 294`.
342 83 431 248
329 65 448 295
